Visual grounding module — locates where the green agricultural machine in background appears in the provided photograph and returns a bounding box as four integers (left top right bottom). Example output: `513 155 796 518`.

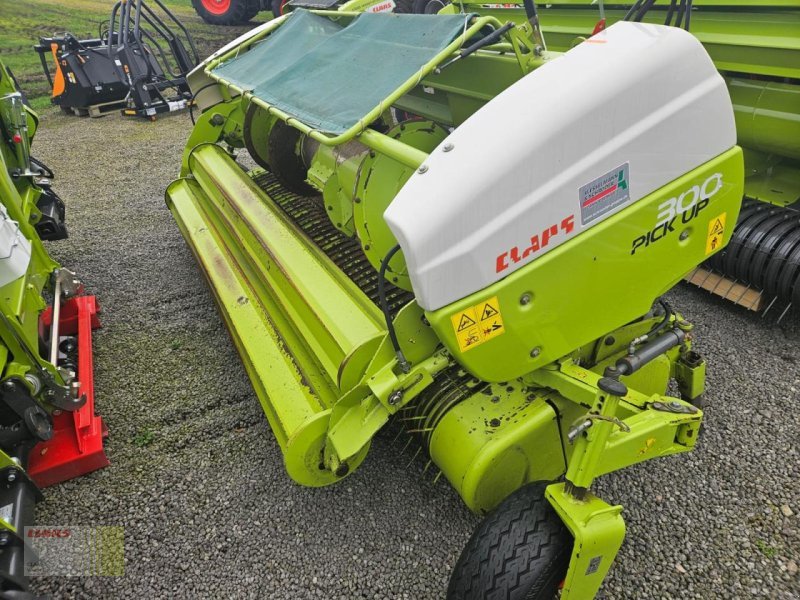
0 61 107 595
169 7 744 599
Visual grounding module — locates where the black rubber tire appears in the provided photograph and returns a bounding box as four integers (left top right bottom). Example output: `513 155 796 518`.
411 0 450 13
191 0 261 25
393 0 415 12
447 482 572 600
271 0 286 17
243 2 262 20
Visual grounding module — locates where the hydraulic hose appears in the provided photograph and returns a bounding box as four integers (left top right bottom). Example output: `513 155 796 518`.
623 0 645 21
379 245 410 373
646 299 673 337
634 0 658 22
664 0 677 25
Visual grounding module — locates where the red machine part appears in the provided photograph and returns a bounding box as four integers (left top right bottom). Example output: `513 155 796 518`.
592 18 607 35
201 0 232 15
29 296 108 487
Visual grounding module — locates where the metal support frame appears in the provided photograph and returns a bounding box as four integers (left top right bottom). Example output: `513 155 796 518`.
29 296 108 487
201 11 524 168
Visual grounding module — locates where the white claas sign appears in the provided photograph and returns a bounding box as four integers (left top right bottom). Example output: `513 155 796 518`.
366 0 396 11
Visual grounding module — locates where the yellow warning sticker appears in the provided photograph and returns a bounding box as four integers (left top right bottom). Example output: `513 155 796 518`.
450 296 505 353
705 213 726 255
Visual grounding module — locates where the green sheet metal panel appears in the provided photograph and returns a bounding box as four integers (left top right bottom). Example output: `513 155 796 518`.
535 6 800 79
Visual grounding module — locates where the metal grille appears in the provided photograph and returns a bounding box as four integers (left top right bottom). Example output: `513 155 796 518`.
252 171 479 451
252 171 414 316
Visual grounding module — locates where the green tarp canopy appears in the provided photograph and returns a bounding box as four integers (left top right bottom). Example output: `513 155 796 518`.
212 9 472 135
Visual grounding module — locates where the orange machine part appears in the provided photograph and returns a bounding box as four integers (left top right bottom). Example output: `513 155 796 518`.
49 43 66 97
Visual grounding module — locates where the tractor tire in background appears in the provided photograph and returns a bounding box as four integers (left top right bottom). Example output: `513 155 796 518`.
393 0 415 12
192 0 261 24
411 0 449 13
447 483 573 600
271 0 285 17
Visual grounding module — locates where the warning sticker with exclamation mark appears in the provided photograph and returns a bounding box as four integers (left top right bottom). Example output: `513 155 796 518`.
450 296 505 353
705 213 726 255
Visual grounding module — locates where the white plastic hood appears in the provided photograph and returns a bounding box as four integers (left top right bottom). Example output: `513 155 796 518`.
384 22 736 311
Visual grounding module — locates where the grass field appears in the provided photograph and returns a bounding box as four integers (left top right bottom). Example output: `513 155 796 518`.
0 0 260 110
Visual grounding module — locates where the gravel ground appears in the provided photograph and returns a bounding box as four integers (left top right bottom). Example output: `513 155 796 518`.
25 108 799 599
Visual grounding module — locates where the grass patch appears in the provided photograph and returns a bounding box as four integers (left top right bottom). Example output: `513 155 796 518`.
133 428 156 448
0 0 257 105
755 539 777 559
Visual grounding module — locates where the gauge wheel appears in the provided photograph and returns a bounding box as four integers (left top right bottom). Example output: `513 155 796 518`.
447 482 573 600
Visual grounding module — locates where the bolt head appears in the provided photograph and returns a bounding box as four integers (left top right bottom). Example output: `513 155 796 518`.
520 293 532 306
417 165 429 174
443 143 454 152
530 347 541 358
679 230 690 241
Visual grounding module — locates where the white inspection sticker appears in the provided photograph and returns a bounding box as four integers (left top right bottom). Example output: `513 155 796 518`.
579 163 630 225
0 503 13 525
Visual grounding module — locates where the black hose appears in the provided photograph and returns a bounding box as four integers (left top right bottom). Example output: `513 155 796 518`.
674 0 687 29
646 298 673 337
378 245 410 373
634 0 658 21
188 82 217 125
664 0 677 25
623 0 645 21
522 0 539 27
30 156 54 179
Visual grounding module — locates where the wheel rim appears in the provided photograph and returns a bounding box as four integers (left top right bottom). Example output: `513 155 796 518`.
201 0 232 15
425 0 446 13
